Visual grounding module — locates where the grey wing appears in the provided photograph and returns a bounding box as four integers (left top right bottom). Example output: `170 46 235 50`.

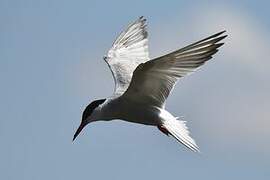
105 16 149 95
123 31 227 107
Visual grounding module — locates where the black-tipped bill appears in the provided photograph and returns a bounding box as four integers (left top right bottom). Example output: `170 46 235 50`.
73 122 87 141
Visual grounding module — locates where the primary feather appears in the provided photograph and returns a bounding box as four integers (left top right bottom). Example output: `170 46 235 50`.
123 31 227 107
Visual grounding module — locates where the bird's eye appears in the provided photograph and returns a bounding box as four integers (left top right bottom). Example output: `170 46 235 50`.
103 56 108 60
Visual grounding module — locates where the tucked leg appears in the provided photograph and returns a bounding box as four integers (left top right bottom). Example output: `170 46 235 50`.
157 125 169 136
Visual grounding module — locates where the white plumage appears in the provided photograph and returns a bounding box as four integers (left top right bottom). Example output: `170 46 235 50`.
73 16 227 152
105 16 149 95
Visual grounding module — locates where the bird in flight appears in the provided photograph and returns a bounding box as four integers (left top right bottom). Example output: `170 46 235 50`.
73 16 227 152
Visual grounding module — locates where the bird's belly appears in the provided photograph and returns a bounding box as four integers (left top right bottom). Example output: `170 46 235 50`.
117 104 162 126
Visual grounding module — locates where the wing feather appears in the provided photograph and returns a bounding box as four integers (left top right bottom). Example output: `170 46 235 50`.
105 17 149 95
122 31 227 107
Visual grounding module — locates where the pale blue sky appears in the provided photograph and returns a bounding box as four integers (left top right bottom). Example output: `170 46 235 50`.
1 0 270 179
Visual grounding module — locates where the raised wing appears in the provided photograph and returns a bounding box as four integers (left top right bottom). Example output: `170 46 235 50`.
122 31 227 107
105 16 149 95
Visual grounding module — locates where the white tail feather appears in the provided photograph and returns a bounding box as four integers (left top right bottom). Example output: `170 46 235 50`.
163 117 200 152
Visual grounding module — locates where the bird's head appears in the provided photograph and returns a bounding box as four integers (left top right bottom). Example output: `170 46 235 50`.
73 99 106 141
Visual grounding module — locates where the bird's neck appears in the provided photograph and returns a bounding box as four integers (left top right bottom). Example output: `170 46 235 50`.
93 98 122 121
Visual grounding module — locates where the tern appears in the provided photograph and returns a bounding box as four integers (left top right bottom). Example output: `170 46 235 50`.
73 16 227 152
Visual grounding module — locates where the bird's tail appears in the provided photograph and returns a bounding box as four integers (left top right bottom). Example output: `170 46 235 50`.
162 117 200 152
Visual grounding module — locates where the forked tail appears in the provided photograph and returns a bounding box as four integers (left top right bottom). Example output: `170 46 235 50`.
159 117 200 152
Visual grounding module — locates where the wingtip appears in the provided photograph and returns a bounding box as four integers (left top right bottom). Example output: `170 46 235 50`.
220 30 226 34
220 34 228 39
218 30 228 39
215 35 228 47
213 30 227 38
216 42 225 48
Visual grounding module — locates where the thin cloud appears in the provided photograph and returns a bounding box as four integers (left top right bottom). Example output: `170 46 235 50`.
187 5 270 76
181 5 270 151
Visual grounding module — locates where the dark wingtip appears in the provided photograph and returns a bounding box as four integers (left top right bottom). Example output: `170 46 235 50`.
220 34 228 40
220 30 226 34
216 42 225 48
211 30 227 39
